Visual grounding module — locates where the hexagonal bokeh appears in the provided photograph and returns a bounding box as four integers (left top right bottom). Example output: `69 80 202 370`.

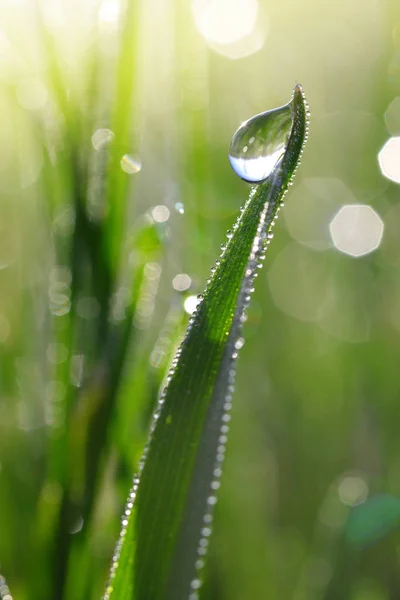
329 205 384 257
378 137 400 184
284 177 356 251
305 111 388 201
384 97 400 135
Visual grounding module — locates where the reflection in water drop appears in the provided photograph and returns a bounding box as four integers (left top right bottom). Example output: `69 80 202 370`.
229 101 293 183
121 154 141 174
175 202 185 214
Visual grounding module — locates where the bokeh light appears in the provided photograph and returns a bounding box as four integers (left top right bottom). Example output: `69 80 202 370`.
384 97 400 135
3 1 400 598
307 112 387 201
151 205 170 223
91 128 115 150
193 0 258 44
284 178 354 251
47 343 68 365
121 154 141 174
184 295 200 315
172 273 192 292
268 243 330 322
338 475 369 507
378 136 400 183
192 0 266 59
329 205 384 257
99 0 120 25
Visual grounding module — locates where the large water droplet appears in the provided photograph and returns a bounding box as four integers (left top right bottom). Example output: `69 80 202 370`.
229 99 294 183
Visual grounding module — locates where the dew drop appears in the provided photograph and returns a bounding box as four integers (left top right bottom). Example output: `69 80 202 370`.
229 95 295 183
195 559 205 570
191 579 201 590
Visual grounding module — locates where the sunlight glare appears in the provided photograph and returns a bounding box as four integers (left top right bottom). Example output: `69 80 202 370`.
193 0 258 45
99 0 120 24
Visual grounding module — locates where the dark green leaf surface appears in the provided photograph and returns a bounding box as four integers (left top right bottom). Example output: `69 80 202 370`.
106 84 308 600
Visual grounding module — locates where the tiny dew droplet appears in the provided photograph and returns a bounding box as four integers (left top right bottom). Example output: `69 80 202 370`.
228 95 294 184
235 337 245 350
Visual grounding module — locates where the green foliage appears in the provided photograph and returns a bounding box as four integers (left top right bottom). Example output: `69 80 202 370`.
2 2 400 600
107 87 307 600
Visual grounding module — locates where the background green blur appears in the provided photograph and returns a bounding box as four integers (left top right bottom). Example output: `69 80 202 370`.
2 0 400 598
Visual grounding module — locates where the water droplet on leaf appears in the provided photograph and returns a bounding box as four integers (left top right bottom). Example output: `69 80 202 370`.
229 98 294 183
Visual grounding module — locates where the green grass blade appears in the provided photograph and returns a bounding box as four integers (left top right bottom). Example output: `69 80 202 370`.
104 0 140 274
105 84 308 600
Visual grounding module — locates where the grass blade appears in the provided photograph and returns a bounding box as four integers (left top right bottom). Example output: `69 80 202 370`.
106 84 308 600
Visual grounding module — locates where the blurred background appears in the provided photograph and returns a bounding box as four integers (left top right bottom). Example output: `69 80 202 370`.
2 0 400 598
